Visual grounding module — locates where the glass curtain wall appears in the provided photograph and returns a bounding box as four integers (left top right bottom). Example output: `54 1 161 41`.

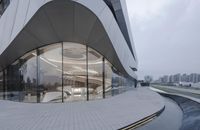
19 50 37 102
4 70 7 100
88 48 103 100
0 42 135 103
104 60 113 98
63 43 87 102
5 61 21 101
0 71 3 99
38 44 62 103
111 71 126 96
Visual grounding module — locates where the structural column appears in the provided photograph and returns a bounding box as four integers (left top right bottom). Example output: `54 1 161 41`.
3 70 5 100
103 57 105 98
61 42 64 103
86 45 89 101
36 49 40 103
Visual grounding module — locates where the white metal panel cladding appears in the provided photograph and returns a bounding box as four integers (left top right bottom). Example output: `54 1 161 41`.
0 0 18 53
10 0 30 40
120 0 138 62
0 0 137 79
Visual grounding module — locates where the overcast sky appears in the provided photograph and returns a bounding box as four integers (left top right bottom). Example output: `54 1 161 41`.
126 0 200 80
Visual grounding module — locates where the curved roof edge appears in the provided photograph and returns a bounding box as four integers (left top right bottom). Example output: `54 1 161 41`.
0 0 137 79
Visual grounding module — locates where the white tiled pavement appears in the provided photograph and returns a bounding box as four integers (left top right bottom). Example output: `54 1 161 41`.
0 88 164 130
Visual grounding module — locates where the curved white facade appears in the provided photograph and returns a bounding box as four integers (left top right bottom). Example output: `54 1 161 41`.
0 0 138 103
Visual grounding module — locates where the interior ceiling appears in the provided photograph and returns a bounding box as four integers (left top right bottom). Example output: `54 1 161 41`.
0 0 129 77
39 42 102 76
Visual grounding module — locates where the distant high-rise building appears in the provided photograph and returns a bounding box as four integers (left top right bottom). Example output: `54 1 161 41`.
189 73 198 83
158 73 200 84
189 74 193 83
174 74 181 83
198 74 200 82
169 75 174 83
162 75 169 83
181 74 187 82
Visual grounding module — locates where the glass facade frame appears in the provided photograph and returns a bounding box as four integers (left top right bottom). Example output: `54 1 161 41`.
0 71 3 99
0 42 135 103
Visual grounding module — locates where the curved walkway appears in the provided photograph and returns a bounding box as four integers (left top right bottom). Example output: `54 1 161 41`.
0 88 164 130
151 86 200 103
161 94 200 130
136 97 183 130
151 87 200 130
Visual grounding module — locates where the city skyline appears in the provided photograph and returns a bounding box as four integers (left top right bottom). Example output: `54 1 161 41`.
157 73 200 83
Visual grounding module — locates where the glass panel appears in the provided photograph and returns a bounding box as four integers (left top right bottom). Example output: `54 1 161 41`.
39 44 62 103
0 71 3 100
104 60 113 98
19 51 37 102
4 70 7 100
5 61 21 101
88 48 103 100
126 78 135 90
119 75 126 93
112 71 128 96
63 43 87 102
0 42 136 103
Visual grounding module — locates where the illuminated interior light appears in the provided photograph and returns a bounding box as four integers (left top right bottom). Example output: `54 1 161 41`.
32 53 37 56
48 58 103 65
71 66 98 74
40 57 58 68
56 68 72 75
32 53 58 68
73 95 82 97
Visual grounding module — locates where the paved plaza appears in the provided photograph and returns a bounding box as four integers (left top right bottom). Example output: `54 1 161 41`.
0 88 164 130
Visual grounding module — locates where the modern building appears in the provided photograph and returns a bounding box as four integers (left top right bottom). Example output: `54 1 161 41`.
0 0 137 103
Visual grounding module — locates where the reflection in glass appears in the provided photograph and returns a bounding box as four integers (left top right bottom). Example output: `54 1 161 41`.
104 60 113 98
19 51 37 102
39 44 62 103
0 71 3 100
112 71 127 96
1 42 136 103
5 61 21 101
4 70 7 100
63 43 87 102
88 48 103 100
